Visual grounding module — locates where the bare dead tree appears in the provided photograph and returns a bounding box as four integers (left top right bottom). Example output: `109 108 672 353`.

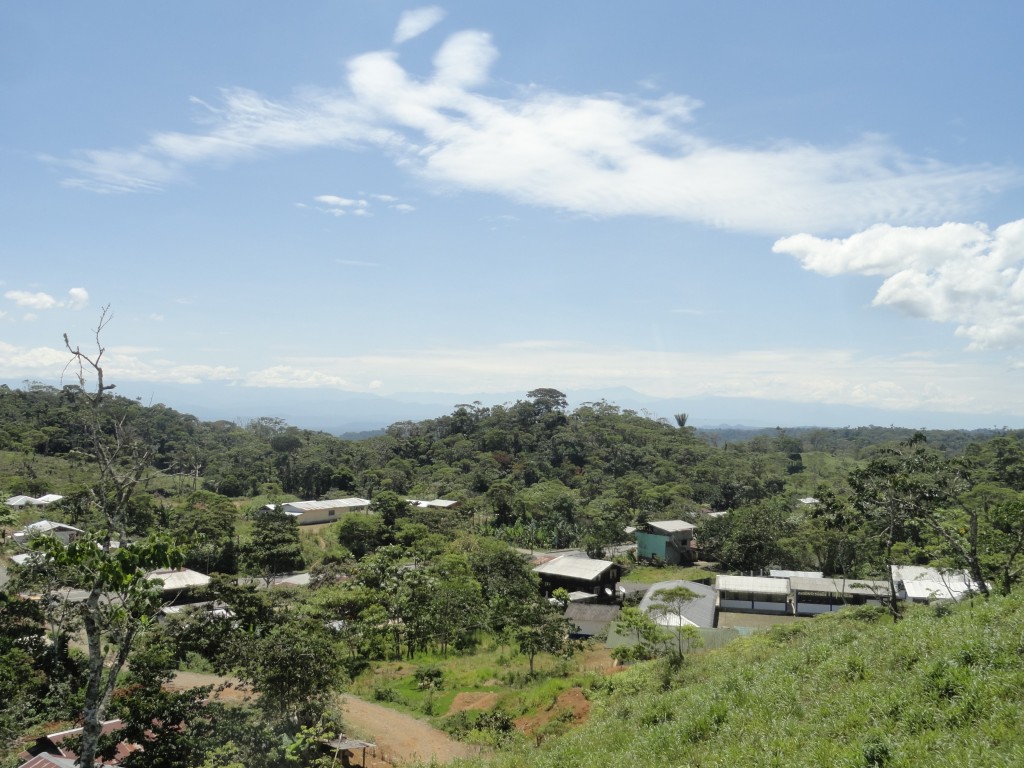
18 307 183 768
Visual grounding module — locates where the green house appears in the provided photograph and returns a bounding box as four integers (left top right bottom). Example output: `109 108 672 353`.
635 520 697 565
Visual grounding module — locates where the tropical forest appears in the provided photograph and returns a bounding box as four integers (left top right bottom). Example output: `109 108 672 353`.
2 370 1024 768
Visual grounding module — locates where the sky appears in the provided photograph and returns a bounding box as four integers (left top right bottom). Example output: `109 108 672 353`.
2 2 1024 429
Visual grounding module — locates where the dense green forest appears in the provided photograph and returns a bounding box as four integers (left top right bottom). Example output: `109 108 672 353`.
3 380 1024 767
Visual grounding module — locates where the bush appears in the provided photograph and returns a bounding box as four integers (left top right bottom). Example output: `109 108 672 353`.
414 665 444 690
372 685 401 703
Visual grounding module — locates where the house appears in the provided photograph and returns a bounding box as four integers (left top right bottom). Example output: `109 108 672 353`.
18 719 133 766
147 567 211 603
890 565 984 603
715 574 792 614
634 520 697 564
13 520 85 547
278 497 371 525
533 554 621 601
788 575 888 615
406 498 461 509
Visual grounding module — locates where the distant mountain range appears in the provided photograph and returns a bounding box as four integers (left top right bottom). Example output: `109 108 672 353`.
7 378 1020 434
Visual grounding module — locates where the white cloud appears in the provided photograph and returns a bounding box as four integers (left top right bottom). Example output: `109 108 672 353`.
243 365 349 389
5 291 59 310
774 219 1024 349
394 6 446 45
272 341 1021 417
2 336 1019 417
67 287 89 310
4 287 89 312
57 21 1014 234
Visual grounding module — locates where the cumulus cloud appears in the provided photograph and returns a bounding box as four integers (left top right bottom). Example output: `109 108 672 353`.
394 6 446 45
67 288 89 309
774 219 1024 349
5 291 59 310
57 19 1014 234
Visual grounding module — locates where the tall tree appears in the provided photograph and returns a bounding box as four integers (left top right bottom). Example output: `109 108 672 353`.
240 506 304 587
40 310 184 768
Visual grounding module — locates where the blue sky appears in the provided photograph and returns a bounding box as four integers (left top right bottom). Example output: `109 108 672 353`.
3 2 1024 428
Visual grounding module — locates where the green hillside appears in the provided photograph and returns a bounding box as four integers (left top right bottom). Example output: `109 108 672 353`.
461 593 1024 768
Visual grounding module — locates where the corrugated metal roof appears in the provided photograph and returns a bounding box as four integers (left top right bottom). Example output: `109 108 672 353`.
533 555 616 581
716 575 791 595
789 576 888 596
891 565 980 601
282 498 371 513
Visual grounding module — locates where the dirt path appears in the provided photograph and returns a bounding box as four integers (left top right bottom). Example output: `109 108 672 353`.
166 672 481 766
342 694 483 767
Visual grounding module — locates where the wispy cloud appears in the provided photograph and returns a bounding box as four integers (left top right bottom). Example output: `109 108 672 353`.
774 219 1024 350
312 192 413 216
4 287 89 311
55 19 1013 235
394 6 447 45
2 337 1019 417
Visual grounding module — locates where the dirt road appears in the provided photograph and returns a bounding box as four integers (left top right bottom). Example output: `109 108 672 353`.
342 694 483 766
167 672 481 766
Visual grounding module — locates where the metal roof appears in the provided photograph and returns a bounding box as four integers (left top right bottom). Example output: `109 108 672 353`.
641 580 717 628
646 520 696 534
789 576 888 597
147 568 211 591
891 565 980 601
770 569 824 579
716 575 791 595
282 498 371 513
533 555 616 581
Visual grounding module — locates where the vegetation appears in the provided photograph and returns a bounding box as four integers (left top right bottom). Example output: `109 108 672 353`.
4 352 1024 767
460 592 1024 768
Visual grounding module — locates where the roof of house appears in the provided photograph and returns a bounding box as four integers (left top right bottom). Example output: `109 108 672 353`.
640 580 717 628
281 498 371 513
716 574 791 595
891 565 981 601
19 520 83 535
644 520 696 534
19 720 129 766
564 603 621 637
769 569 824 579
35 494 65 505
6 495 36 507
407 498 460 508
789 575 889 597
533 555 617 581
147 568 211 591
19 755 78 768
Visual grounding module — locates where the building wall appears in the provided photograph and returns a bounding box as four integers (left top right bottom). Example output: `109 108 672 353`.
636 531 670 562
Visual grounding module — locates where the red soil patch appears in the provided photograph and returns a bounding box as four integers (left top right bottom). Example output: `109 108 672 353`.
447 691 501 714
514 687 591 737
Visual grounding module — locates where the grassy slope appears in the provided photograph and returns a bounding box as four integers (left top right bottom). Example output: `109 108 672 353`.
457 592 1024 768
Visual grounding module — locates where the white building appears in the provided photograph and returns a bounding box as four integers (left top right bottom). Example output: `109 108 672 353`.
279 497 372 525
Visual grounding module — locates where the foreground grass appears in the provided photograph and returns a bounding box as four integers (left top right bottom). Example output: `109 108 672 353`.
451 591 1024 768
